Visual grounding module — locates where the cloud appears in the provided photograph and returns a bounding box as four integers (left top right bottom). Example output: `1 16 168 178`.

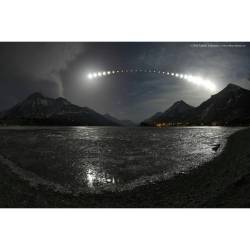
1 43 82 78
0 43 83 109
0 74 59 110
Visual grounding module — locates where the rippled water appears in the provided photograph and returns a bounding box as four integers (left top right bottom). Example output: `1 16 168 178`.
0 126 242 193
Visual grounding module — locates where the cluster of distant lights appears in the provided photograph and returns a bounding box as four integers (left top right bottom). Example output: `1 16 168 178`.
87 69 217 92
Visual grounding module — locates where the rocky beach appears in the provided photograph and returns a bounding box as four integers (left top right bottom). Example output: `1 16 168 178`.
0 127 249 208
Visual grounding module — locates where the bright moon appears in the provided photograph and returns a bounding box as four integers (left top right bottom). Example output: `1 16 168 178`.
86 69 217 92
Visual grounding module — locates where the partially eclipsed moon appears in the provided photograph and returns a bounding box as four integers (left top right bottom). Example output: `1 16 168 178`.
87 69 217 92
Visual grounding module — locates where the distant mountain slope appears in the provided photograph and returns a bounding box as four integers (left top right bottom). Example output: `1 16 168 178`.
119 120 137 127
141 112 163 126
141 83 250 126
141 100 194 126
0 93 119 126
191 83 250 125
157 100 194 122
103 113 136 126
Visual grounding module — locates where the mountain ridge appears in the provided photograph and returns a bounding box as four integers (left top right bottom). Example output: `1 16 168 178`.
0 93 120 126
1 83 250 127
141 83 250 126
103 113 136 126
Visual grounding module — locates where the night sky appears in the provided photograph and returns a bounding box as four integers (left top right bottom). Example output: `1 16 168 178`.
0 42 250 122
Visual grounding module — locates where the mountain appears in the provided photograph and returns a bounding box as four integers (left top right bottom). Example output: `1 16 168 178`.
157 100 194 122
141 112 163 126
141 101 194 126
103 113 136 126
0 92 119 126
141 83 250 126
119 120 137 127
191 83 250 125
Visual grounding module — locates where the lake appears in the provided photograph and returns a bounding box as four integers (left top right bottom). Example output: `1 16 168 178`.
0 126 242 194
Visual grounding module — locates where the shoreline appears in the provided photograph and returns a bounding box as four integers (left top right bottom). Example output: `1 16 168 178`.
0 127 250 207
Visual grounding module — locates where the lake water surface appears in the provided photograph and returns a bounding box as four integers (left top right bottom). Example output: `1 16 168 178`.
0 126 242 193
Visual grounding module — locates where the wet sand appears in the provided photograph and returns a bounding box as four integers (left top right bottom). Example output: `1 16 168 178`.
1 127 250 208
